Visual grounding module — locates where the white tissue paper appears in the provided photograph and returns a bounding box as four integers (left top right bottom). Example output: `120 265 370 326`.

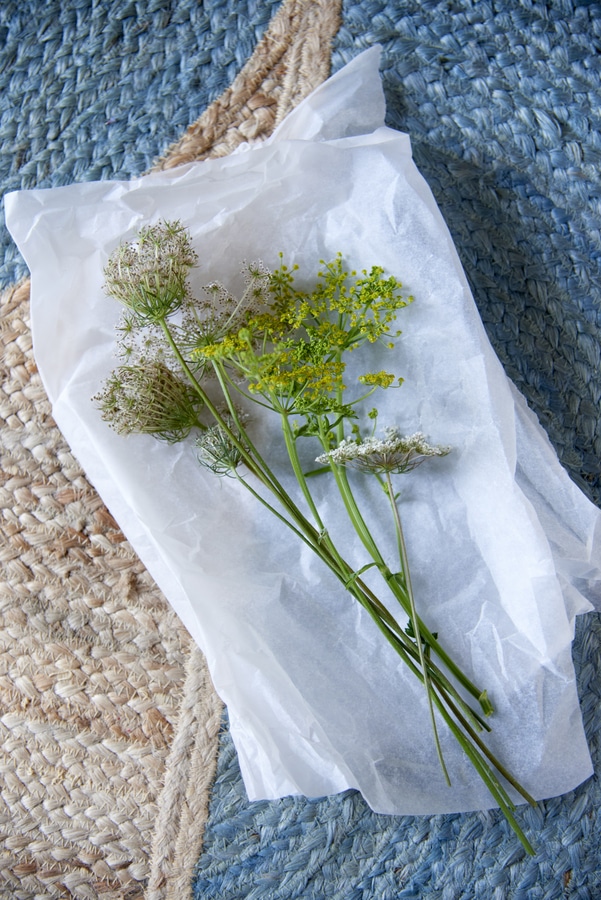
6 47 601 815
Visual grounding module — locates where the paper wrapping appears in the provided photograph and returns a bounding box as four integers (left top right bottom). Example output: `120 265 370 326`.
6 47 601 815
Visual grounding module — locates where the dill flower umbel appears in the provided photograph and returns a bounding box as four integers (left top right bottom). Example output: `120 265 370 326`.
190 252 410 418
316 428 451 474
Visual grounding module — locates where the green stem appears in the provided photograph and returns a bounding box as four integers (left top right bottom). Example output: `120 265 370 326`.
161 321 318 532
163 323 377 618
158 318 531 851
281 412 328 533
435 701 535 856
324 438 490 714
268 411 530 821
436 681 535 806
277 416 458 717
346 570 534 854
359 584 490 733
209 361 294 497
384 471 450 786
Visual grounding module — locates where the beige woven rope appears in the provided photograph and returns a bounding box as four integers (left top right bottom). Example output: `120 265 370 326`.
0 1 342 898
156 0 342 168
1 281 202 900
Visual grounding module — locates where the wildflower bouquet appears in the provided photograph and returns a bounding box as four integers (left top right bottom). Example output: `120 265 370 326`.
95 219 535 850
7 47 600 858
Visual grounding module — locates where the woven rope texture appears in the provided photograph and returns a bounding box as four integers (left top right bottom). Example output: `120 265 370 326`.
195 614 601 899
3 0 601 898
335 0 601 506
0 0 284 290
1 282 200 898
0 1 280 897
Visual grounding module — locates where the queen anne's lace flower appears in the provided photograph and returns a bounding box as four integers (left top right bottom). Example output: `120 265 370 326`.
95 361 202 443
316 427 450 474
104 220 197 323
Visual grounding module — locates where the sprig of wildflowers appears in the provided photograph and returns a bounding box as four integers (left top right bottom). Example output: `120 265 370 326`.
95 221 535 854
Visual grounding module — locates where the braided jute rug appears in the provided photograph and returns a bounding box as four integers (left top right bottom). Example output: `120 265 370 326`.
0 1 342 898
5 1 601 899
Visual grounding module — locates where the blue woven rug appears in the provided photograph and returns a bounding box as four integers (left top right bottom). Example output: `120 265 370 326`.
0 0 283 287
2 2 600 897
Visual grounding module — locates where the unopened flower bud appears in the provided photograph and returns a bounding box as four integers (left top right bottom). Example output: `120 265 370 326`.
95 361 202 443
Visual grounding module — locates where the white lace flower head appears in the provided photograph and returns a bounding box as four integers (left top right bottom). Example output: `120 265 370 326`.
316 427 450 474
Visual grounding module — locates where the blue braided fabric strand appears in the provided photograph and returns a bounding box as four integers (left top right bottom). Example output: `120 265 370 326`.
192 2 601 898
0 0 283 289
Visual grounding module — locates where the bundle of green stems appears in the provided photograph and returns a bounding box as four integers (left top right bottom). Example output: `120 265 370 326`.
96 220 535 853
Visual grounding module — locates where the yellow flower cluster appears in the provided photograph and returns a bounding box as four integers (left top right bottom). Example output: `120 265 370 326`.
358 371 401 389
192 253 410 416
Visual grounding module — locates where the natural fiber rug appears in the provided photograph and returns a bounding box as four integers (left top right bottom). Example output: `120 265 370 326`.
0 1 341 898
4 1 601 899
1 276 221 896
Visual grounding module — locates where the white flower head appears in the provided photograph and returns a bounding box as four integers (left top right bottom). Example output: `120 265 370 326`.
316 427 450 475
104 219 197 323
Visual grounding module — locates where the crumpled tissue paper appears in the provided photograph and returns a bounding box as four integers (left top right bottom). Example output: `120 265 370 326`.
6 47 601 815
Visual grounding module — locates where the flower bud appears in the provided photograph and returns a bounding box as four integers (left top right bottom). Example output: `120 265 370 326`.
95 361 202 443
196 418 248 476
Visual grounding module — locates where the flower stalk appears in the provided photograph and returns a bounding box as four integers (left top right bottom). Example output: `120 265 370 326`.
95 221 535 854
